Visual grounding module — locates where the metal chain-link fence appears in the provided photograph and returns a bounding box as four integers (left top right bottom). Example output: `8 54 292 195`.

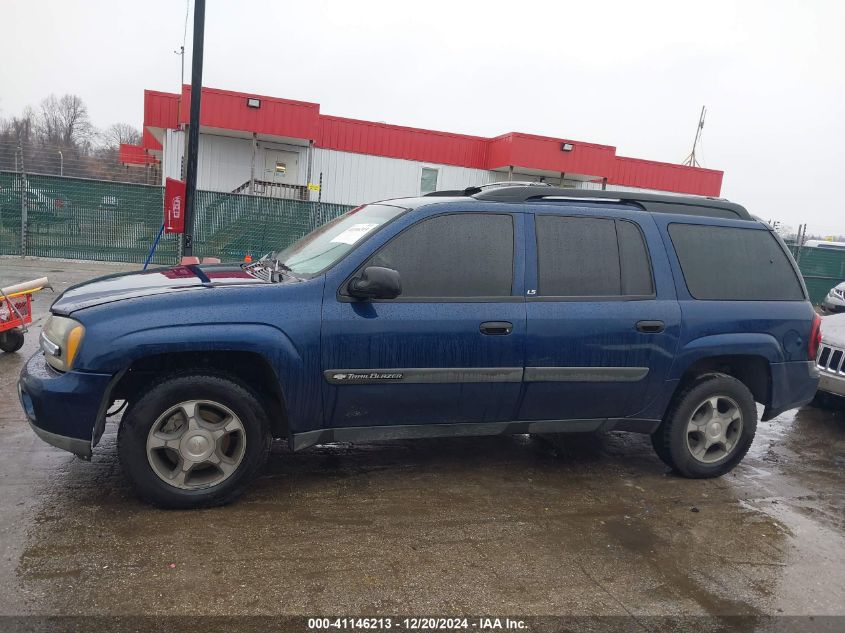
0 171 352 265
0 138 160 185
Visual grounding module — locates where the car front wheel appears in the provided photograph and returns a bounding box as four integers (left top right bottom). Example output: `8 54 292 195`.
118 373 271 508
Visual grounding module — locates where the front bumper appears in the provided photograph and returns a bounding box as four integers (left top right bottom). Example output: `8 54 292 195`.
17 352 113 459
816 340 845 398
818 372 845 398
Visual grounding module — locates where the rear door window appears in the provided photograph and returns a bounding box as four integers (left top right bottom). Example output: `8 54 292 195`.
668 223 805 300
535 216 654 297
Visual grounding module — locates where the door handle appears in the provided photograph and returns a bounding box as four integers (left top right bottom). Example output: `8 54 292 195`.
636 320 665 333
480 321 513 335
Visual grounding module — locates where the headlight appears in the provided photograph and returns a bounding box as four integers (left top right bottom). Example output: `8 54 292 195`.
40 315 85 372
833 288 844 299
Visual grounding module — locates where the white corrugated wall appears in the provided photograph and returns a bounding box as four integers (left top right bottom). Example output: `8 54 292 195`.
195 135 254 192
161 129 184 185
307 151 615 205
310 149 499 205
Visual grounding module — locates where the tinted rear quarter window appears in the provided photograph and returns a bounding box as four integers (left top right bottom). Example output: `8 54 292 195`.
369 213 514 297
668 223 805 301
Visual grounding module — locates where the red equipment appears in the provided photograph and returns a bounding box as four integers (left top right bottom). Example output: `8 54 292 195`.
0 277 48 353
164 178 187 234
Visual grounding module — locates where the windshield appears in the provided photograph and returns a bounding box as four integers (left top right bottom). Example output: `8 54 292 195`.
271 204 406 275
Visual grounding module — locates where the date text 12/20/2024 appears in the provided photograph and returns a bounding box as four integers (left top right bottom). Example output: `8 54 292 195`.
307 618 528 630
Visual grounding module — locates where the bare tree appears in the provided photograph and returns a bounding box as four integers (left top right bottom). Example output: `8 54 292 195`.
0 106 37 143
102 122 142 148
0 94 156 182
37 94 94 148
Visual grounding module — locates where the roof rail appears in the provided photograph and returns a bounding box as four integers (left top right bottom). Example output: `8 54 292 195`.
476 181 552 189
472 186 751 220
423 189 470 197
424 181 549 197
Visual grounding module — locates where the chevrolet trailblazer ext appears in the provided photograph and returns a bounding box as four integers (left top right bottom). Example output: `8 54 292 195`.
18 185 820 508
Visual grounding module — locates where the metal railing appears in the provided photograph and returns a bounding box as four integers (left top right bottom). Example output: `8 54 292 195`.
232 179 308 201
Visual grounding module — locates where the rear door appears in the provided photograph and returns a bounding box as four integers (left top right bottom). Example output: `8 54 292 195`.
321 210 527 428
519 207 681 422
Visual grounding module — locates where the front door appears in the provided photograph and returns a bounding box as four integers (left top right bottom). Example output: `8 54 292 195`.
519 210 680 422
321 211 526 428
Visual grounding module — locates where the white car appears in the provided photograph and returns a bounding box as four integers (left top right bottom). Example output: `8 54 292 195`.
815 314 845 403
821 282 845 314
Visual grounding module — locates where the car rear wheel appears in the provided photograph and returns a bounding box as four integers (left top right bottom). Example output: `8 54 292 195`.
649 432 672 467
0 329 25 353
651 373 757 478
118 373 271 508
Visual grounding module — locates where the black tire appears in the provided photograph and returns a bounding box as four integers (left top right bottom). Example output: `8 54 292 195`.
118 373 271 509
0 329 25 353
650 432 673 467
651 373 757 478
809 391 844 410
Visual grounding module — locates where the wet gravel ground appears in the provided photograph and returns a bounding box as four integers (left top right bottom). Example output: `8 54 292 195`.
1 258 844 621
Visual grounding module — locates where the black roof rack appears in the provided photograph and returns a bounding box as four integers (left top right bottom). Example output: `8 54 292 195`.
471 186 751 220
423 189 472 197
424 182 545 197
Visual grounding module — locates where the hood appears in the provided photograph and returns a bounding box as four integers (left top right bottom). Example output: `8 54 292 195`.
821 313 845 347
51 264 271 315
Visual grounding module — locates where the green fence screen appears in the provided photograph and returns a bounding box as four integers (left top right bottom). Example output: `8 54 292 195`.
192 189 350 262
789 245 845 305
0 171 353 265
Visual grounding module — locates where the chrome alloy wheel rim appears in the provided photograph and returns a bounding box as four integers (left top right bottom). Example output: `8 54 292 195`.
146 400 246 490
685 395 744 464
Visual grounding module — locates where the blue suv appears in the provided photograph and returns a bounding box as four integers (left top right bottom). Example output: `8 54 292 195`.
18 186 821 508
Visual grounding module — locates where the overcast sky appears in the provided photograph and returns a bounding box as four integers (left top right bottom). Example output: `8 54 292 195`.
2 0 843 235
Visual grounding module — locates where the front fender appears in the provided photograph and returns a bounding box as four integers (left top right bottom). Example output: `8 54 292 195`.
97 322 302 374
669 332 785 380
62 281 326 433
89 322 314 426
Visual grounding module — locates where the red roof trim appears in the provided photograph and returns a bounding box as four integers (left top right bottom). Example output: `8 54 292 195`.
141 129 162 151
181 85 319 110
608 156 722 195
119 143 158 166
179 85 319 140
141 85 723 196
497 131 615 152
143 90 180 132
316 115 490 169
319 114 491 143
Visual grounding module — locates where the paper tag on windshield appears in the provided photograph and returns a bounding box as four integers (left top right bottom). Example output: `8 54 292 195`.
330 223 379 245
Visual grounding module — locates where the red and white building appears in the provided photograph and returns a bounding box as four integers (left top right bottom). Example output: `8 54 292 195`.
121 85 723 204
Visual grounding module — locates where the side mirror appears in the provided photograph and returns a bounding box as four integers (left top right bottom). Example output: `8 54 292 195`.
348 266 401 300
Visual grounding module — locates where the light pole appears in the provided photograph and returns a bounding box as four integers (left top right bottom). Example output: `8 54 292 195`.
58 150 63 177
181 0 205 257
174 45 185 88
